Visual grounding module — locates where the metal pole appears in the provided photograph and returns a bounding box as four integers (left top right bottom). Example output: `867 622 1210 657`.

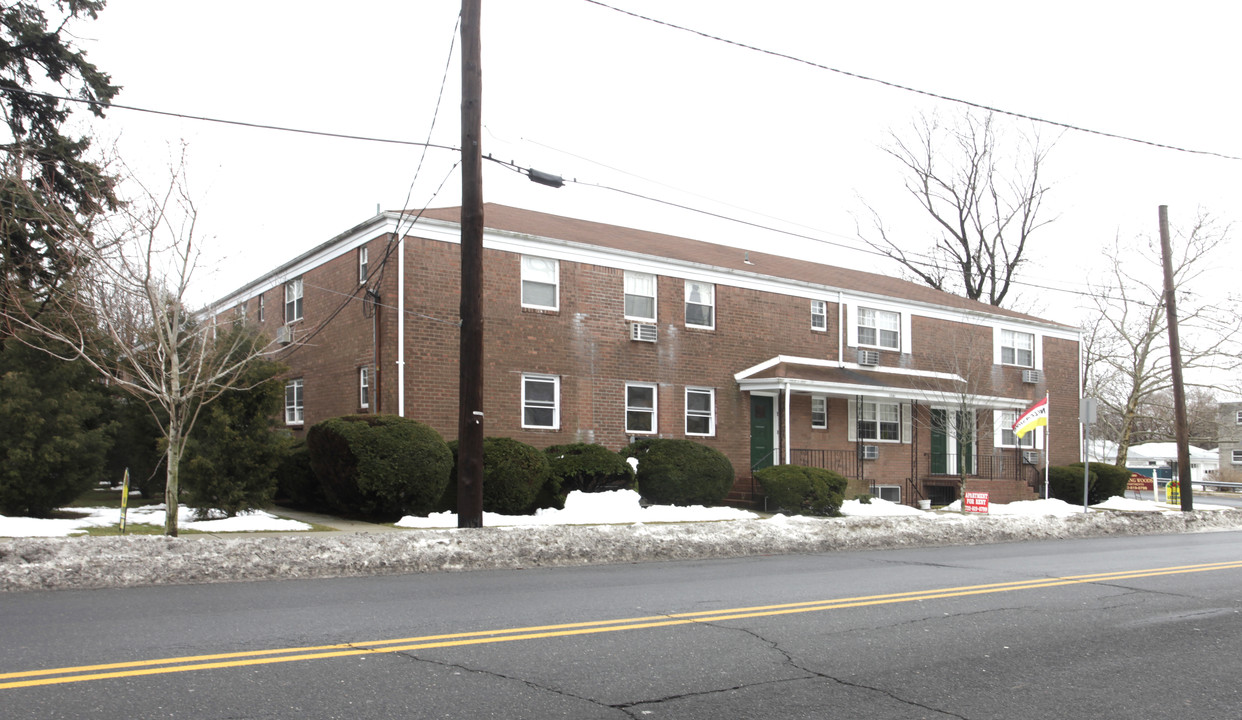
1158 206 1193 512
457 0 484 527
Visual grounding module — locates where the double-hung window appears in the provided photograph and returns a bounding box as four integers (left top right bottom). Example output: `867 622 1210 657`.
521 256 558 310
257 294 265 322
285 378 304 425
999 409 1035 448
811 300 827 331
624 271 657 321
1001 329 1035 367
858 307 899 349
811 396 828 429
685 281 715 329
858 401 900 441
685 387 715 436
1233 449 1242 465
522 374 559 429
285 278 303 323
625 382 657 434
358 246 369 285
1235 410 1242 425
359 367 370 410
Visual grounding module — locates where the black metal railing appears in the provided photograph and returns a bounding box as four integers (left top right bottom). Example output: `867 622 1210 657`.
790 449 859 479
923 451 1040 484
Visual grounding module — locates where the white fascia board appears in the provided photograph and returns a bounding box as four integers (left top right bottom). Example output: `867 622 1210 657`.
737 375 1027 408
209 214 399 312
734 354 965 383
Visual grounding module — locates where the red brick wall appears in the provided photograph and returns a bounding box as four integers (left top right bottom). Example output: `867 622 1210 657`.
253 229 1076 505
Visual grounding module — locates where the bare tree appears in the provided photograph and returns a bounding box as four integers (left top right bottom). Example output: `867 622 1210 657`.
3 161 276 535
1085 212 1241 468
860 111 1055 307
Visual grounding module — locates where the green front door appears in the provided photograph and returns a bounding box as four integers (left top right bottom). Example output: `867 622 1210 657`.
930 408 948 474
750 395 775 471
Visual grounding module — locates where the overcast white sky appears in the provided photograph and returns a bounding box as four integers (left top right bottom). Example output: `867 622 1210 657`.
75 0 1242 324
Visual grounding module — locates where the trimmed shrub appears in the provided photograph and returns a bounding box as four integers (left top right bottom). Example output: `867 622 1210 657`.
444 437 552 515
621 438 734 506
755 464 849 517
1047 465 1099 505
273 440 324 511
543 443 636 508
307 414 452 519
1068 462 1130 504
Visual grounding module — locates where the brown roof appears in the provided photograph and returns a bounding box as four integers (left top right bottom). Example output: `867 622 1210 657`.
415 204 1058 326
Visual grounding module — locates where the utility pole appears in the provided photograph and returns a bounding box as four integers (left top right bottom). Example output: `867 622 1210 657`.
457 0 484 527
1158 205 1193 512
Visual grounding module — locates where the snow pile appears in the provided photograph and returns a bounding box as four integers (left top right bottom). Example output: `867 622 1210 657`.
0 505 312 537
397 489 757 528
3 494 1242 593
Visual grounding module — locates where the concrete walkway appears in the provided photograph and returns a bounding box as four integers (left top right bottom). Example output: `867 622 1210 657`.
266 506 407 534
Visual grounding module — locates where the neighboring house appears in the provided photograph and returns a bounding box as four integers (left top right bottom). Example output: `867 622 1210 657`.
209 204 1081 507
1096 441 1220 485
1216 401 1242 472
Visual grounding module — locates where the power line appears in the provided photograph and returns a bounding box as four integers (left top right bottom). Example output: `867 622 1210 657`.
581 0 1242 162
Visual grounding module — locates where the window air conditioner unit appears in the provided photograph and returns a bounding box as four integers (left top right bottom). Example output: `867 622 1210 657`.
861 445 879 460
630 322 657 342
1022 450 1040 465
277 325 293 345
1022 369 1043 384
857 349 879 366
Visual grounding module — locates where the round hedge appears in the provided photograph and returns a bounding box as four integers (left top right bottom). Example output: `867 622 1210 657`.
621 438 734 506
444 437 552 515
1068 462 1130 504
306 414 452 519
545 443 635 497
754 464 848 516
1046 464 1098 505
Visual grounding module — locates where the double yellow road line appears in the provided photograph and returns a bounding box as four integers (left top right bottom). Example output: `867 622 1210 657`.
4 560 1240 690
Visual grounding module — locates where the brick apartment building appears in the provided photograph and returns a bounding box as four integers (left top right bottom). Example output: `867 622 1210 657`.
210 204 1081 507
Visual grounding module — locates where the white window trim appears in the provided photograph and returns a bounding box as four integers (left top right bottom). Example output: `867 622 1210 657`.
623 271 658 322
993 326 1043 370
285 278 303 323
685 387 715 436
811 299 827 332
1235 410 1242 425
993 409 1041 449
285 378 304 426
625 382 658 435
847 399 911 444
521 255 559 311
684 281 715 330
1231 449 1242 464
521 373 560 429
359 367 370 410
999 329 1036 368
358 246 369 285
257 294 265 322
810 395 828 429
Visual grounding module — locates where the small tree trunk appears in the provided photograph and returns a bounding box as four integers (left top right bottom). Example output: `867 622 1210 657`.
164 419 181 537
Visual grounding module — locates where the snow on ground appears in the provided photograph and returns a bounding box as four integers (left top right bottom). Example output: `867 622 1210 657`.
4 492 1242 593
0 505 312 537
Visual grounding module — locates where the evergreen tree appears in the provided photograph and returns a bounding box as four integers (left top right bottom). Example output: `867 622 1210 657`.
0 329 113 516
180 323 289 517
1 0 119 313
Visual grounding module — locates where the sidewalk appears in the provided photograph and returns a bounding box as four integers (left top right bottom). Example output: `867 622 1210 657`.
193 506 409 538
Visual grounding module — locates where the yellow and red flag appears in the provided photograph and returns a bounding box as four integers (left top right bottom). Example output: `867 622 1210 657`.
1013 397 1048 439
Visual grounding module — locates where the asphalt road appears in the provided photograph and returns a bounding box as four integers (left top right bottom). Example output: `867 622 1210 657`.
4 531 1241 719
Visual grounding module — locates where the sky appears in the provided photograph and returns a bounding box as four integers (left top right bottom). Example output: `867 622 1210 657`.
68 1 1242 326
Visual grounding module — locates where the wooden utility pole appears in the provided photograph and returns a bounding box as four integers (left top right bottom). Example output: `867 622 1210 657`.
457 0 484 527
1158 205 1193 511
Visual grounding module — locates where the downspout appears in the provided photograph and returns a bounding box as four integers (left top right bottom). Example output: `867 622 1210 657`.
397 232 406 417
837 290 845 365
783 380 792 465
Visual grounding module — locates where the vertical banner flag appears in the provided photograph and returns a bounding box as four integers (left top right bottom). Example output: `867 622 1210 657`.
1013 397 1049 439
120 468 130 535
